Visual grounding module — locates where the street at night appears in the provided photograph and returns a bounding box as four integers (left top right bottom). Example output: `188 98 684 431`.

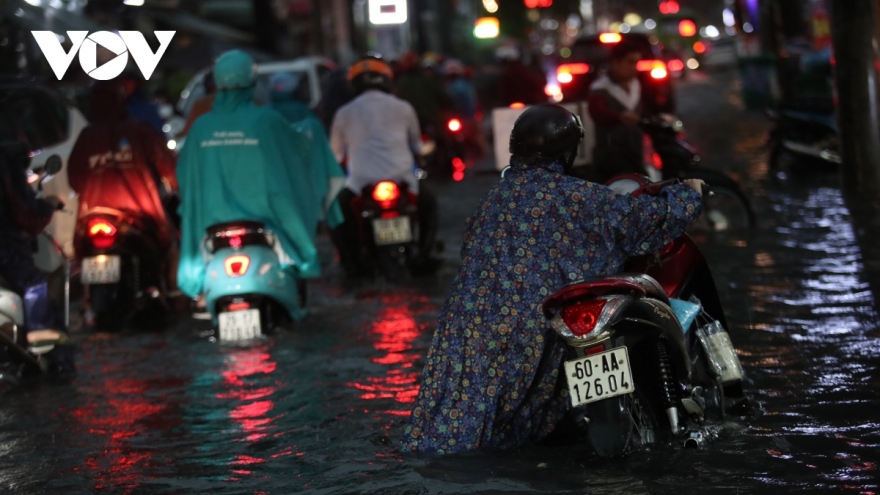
0 70 877 493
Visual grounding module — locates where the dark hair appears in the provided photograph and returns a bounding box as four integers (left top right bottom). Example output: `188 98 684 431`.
610 41 643 61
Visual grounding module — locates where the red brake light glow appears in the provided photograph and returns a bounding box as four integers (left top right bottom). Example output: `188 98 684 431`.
228 301 251 311
510 102 525 109
447 118 462 132
556 63 590 84
560 299 608 337
638 60 669 79
373 181 400 204
679 20 697 37
452 157 465 182
599 33 622 44
668 59 685 72
87 219 117 249
224 255 251 277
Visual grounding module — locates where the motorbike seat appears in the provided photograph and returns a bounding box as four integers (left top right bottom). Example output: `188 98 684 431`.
542 272 669 318
205 220 272 253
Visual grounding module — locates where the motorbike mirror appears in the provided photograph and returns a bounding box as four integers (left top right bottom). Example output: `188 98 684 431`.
44 155 62 175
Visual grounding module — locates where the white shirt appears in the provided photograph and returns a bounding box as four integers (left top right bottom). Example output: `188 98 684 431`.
590 74 641 111
330 90 422 194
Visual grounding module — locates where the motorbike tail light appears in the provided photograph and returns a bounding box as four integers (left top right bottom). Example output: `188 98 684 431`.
599 33 622 44
452 157 465 182
224 255 251 277
372 181 400 209
228 301 250 311
560 299 607 337
509 102 525 109
652 152 664 170
87 218 117 249
447 118 462 132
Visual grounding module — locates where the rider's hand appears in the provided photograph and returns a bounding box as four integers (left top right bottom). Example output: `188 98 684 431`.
683 179 706 197
620 110 641 126
43 195 64 211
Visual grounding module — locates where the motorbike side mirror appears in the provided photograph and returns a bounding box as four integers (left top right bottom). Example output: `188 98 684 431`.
44 155 62 176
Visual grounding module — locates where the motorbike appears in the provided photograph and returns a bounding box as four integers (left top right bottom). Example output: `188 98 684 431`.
0 154 72 384
766 107 840 179
542 174 748 457
641 113 756 233
200 220 306 341
420 114 468 182
75 204 174 331
350 180 420 279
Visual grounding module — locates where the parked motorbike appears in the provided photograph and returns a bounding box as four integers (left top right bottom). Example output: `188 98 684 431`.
766 107 840 179
641 114 756 233
0 155 72 384
542 174 748 457
75 206 173 331
351 181 420 279
201 220 306 341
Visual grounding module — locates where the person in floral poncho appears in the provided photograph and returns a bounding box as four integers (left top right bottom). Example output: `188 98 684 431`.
402 104 704 454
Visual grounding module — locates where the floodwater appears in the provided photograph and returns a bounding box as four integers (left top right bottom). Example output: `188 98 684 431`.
1 72 879 495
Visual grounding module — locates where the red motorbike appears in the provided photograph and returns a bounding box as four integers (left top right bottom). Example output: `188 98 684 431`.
542 175 748 457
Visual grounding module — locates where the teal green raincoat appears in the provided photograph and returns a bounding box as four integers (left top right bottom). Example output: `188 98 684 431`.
176 87 345 298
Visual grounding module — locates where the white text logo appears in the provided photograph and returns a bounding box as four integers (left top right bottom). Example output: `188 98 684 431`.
31 31 175 80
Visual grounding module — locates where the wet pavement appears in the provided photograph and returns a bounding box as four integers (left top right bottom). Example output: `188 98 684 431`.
2 70 879 494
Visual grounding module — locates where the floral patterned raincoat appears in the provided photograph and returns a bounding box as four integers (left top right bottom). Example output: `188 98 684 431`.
402 155 703 454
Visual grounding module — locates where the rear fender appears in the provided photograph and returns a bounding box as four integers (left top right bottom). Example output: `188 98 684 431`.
615 298 692 384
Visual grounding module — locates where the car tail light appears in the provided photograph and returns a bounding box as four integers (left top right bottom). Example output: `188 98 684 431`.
668 59 685 72
447 118 462 132
87 218 117 249
452 157 465 182
599 33 622 44
227 301 250 311
224 255 251 277
559 299 607 337
638 60 669 80
372 181 400 209
556 63 589 84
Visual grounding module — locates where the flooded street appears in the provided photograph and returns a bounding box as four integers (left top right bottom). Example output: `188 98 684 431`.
2 71 879 494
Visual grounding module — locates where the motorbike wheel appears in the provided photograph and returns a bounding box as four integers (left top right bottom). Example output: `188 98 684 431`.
587 388 660 457
681 170 756 233
89 284 131 332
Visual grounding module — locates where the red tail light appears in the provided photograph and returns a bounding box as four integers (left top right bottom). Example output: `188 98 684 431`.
228 301 250 311
556 63 590 84
372 181 400 210
447 118 462 132
637 60 669 80
224 255 251 277
668 59 685 72
560 299 608 337
452 157 465 182
87 218 117 249
509 102 525 109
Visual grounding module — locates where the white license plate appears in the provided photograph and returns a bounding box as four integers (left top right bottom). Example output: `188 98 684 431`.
81 255 121 284
372 217 412 245
218 309 262 341
564 347 634 407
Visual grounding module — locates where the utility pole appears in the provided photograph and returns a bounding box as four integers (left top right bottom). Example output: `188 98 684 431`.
829 0 880 203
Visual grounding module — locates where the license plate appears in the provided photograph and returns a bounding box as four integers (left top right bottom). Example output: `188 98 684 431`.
372 217 412 245
218 309 262 341
82 255 121 284
564 347 634 407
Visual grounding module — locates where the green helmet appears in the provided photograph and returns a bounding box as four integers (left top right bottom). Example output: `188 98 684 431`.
213 50 257 90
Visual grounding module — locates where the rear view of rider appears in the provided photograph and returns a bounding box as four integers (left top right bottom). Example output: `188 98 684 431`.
402 104 704 454
177 50 344 304
68 80 179 290
329 55 440 278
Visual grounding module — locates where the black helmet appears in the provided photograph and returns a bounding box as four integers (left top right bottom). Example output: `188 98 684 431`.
348 55 394 95
509 104 584 162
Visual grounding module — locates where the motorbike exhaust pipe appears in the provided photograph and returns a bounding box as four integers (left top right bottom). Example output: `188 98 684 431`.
683 430 706 449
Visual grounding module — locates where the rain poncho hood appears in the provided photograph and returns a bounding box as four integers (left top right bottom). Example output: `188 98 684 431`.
402 155 703 454
176 85 345 297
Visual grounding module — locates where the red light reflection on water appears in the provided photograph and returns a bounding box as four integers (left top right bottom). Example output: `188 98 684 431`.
346 297 425 415
218 346 279 443
66 377 186 493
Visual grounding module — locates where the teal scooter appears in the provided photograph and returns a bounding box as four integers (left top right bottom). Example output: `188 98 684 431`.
201 221 306 341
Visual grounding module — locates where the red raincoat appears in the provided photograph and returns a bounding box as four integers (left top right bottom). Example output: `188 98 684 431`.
68 81 178 249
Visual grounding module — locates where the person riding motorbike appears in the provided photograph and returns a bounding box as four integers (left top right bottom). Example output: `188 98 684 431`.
400 104 705 454
495 44 547 108
395 51 454 133
120 71 166 136
588 41 645 182
329 55 440 278
0 141 72 368
68 79 180 297
176 50 344 309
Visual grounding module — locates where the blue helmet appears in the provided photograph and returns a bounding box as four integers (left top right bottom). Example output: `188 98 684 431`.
213 50 257 90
